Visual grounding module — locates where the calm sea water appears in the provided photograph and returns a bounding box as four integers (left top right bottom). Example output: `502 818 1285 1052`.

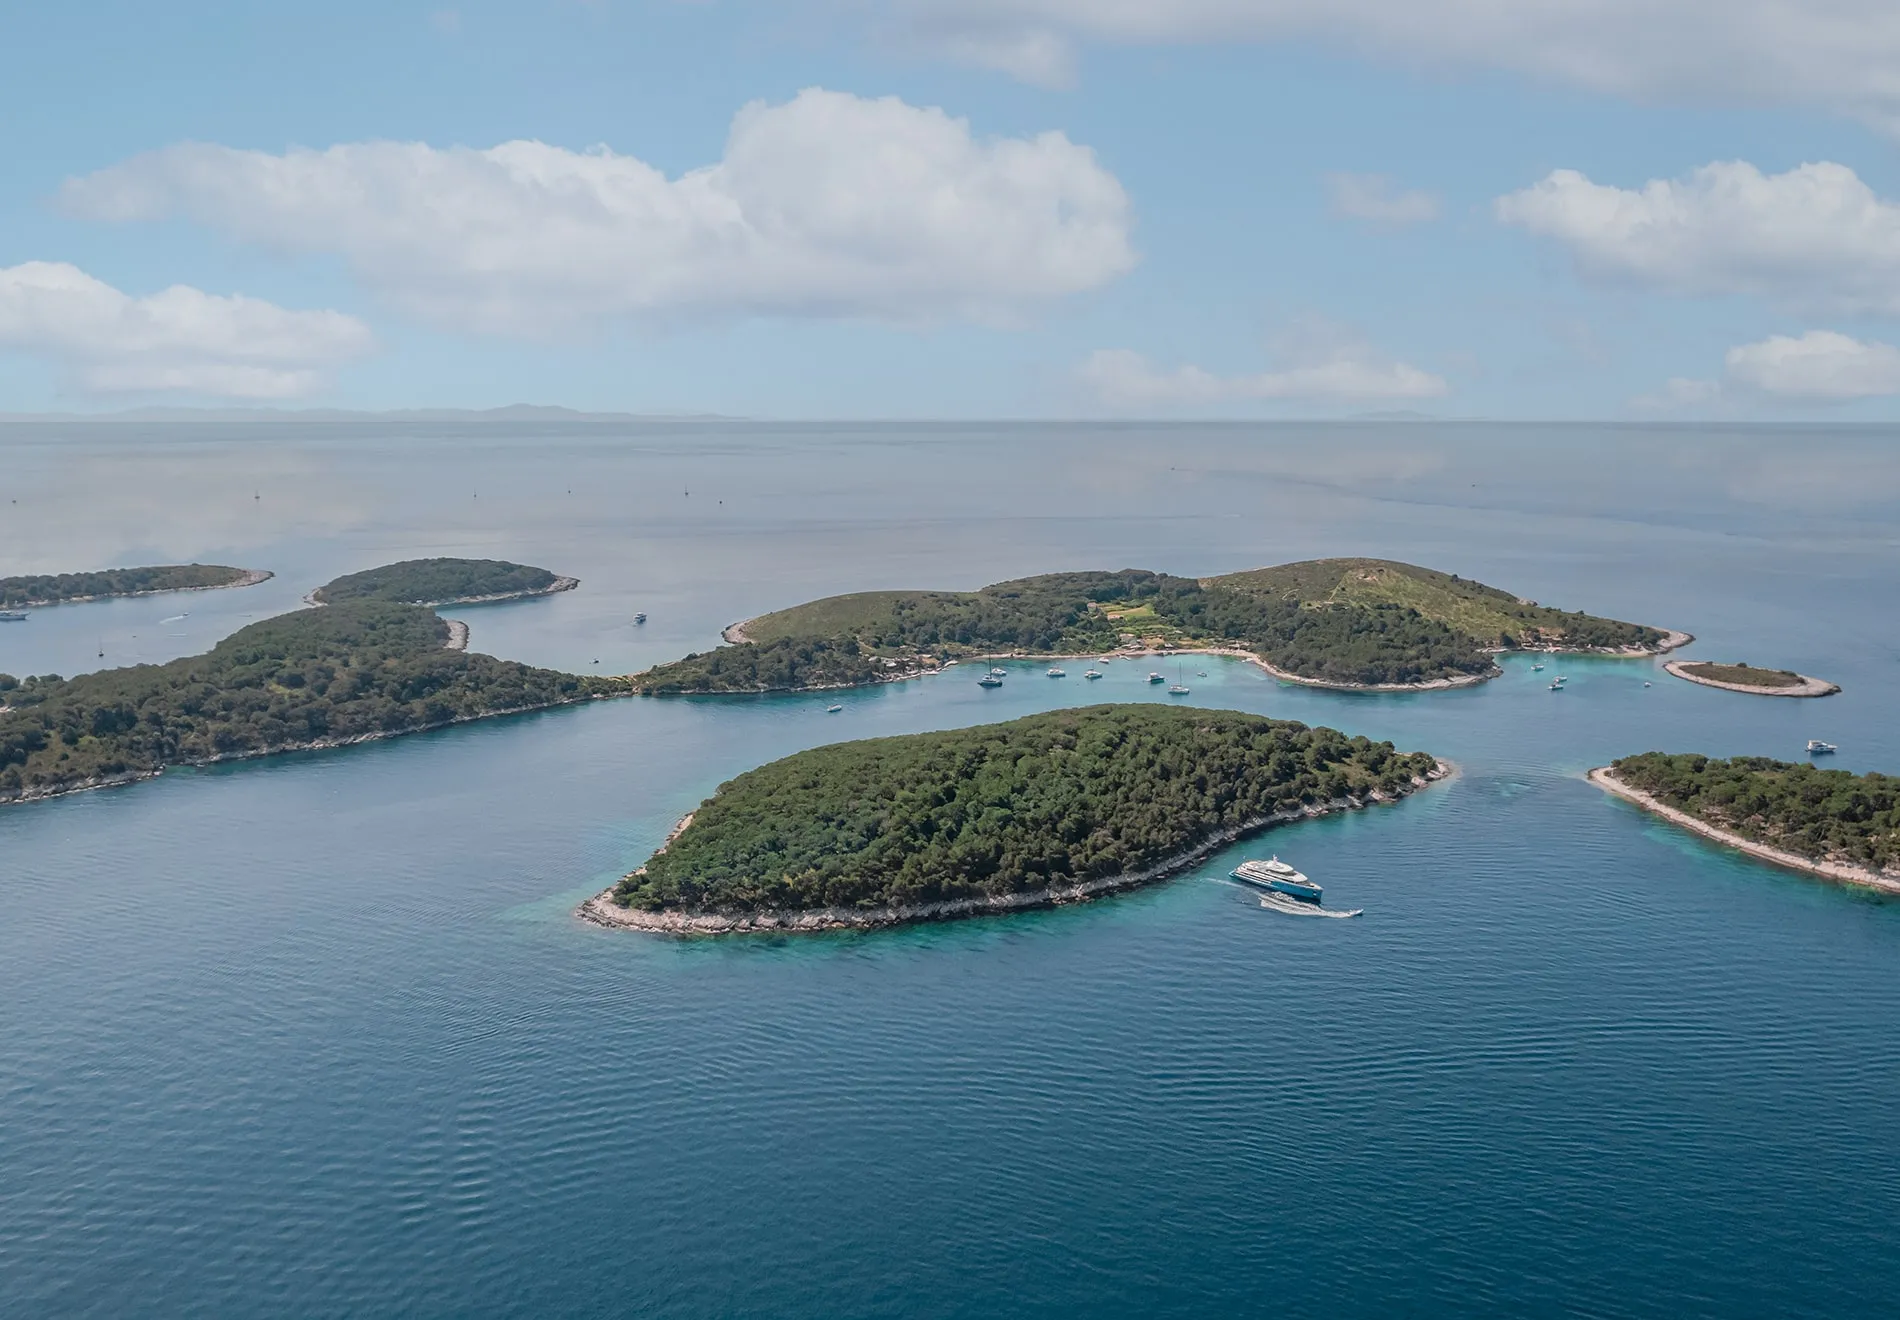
2 419 1899 1317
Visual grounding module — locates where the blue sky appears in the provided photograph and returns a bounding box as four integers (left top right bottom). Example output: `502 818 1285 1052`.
6 0 1900 418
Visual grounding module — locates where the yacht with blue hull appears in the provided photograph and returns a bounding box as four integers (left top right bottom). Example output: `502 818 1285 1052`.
1231 857 1322 902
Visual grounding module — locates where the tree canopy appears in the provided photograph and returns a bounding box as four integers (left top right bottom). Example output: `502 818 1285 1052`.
616 704 1439 914
0 564 258 607
313 558 562 605
1613 752 1900 874
0 601 627 800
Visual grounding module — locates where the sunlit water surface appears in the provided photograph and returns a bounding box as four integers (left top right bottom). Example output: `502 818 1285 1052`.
3 420 1899 1317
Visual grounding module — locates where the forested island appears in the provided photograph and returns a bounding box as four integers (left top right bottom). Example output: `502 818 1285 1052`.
637 558 1679 695
0 600 628 803
312 558 577 606
0 564 270 608
1593 754 1900 892
585 704 1446 933
1665 660 1840 698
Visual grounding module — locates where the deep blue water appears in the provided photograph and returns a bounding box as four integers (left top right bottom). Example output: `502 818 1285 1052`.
3 420 1899 1317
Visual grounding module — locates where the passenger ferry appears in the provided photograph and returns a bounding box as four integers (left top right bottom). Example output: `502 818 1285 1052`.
1231 857 1322 902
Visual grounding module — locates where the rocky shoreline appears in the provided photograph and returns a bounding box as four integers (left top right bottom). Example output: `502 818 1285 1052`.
578 762 1454 935
683 624 1691 698
1663 660 1839 698
1589 767 1899 895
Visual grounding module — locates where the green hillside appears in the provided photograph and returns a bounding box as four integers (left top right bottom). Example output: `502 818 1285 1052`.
1208 558 1664 650
640 557 1670 694
0 601 627 801
614 704 1440 916
0 564 262 608
313 558 566 606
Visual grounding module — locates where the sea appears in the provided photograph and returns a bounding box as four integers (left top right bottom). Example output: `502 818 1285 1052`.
2 418 1898 1317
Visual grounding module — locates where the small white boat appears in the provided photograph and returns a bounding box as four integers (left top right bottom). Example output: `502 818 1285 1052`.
1047 667 1066 678
1196 671 1207 677
0 610 26 622
990 666 1007 676
826 704 842 713
161 613 188 624
943 659 958 666
1147 672 1165 684
1643 681 1652 687
633 612 647 624
1549 681 1563 691
978 673 1003 688
1808 739 1838 755
1168 683 1190 695
1232 857 1322 902
1083 669 1102 680
1531 662 1544 671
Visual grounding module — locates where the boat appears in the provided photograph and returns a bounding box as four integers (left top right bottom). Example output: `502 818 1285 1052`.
1531 662 1544 671
1549 681 1563 690
1147 672 1165 684
1808 740 1838 755
1643 681 1652 687
0 610 26 622
978 673 1003 688
990 666 1007 676
1231 857 1322 902
1196 671 1207 677
827 704 842 713
1083 669 1102 680
1047 667 1066 678
1168 664 1190 695
634 612 647 624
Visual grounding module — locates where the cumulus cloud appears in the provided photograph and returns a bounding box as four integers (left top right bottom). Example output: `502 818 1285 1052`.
1079 343 1447 410
1726 330 1900 399
1496 160 1900 314
61 88 1135 334
1634 330 1900 409
888 0 1900 132
1325 172 1438 228
0 261 371 398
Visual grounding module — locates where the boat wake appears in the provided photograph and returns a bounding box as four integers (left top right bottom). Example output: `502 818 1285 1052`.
1219 878 1363 918
1258 892 1363 918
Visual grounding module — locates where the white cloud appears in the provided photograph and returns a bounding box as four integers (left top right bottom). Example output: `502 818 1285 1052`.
0 261 371 398
61 88 1135 334
1633 330 1900 409
1080 345 1447 409
1325 172 1439 228
1496 160 1900 314
1726 330 1900 399
890 1 1900 132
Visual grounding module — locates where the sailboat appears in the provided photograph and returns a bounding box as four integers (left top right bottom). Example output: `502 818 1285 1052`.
1168 664 1191 695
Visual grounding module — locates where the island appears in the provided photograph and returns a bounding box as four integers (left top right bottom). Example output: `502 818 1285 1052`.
0 564 271 608
1664 660 1840 698
1592 754 1900 894
582 704 1446 934
0 598 629 804
637 558 1683 695
311 557 578 607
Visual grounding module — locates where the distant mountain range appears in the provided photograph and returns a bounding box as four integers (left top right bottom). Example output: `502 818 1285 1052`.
0 404 737 423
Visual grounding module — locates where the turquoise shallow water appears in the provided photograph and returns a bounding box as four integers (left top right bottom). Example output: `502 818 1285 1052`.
3 421 1899 1316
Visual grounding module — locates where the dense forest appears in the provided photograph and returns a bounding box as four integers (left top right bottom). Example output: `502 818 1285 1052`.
314 558 564 605
0 601 628 800
1613 752 1900 874
615 704 1440 913
0 564 260 607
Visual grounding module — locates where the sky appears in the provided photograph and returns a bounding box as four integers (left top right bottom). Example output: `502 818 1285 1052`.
6 0 1900 419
